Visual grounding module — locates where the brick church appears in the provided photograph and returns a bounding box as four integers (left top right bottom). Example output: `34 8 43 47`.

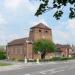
6 23 53 60
6 23 72 60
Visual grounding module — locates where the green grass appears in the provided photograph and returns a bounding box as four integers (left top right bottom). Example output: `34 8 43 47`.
0 63 11 66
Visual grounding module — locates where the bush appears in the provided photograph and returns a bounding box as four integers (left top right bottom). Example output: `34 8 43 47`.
50 57 61 61
49 57 70 61
61 57 69 60
0 50 6 60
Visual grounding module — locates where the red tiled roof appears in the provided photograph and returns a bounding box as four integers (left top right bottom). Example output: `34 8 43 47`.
56 44 71 49
8 38 31 46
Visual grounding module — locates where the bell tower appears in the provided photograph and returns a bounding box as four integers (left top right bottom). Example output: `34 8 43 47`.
29 23 52 42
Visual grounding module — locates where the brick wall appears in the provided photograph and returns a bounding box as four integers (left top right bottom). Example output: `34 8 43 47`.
29 28 52 42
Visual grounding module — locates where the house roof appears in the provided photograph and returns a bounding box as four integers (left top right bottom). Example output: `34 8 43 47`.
56 44 71 49
7 38 31 46
31 23 51 30
55 44 71 52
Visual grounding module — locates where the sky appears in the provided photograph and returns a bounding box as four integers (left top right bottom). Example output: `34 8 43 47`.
0 0 75 45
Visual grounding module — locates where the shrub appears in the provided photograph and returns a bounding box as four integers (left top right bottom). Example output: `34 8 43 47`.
0 50 6 60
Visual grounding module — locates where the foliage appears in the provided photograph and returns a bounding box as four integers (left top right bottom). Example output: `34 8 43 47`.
34 0 75 20
33 39 56 54
0 50 6 60
0 45 6 60
49 57 75 61
25 57 74 62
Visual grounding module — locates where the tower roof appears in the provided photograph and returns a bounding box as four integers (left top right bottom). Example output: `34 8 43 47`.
31 23 51 30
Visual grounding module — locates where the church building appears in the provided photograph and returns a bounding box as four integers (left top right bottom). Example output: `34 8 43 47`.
6 23 52 60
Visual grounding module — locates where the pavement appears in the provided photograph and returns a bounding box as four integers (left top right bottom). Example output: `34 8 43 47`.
0 60 75 75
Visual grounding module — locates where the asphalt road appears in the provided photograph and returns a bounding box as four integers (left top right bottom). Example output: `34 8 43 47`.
0 60 75 75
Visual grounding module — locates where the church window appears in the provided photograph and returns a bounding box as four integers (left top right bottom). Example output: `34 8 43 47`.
39 29 41 32
45 30 48 33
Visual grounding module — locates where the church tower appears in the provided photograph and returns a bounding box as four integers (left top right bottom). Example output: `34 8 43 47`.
29 23 52 42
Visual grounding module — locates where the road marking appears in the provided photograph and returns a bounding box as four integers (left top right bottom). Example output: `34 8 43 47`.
40 69 54 73
39 66 67 75
1 62 59 71
13 62 57 70
40 69 54 74
63 61 69 64
40 72 46 74
24 74 30 75
55 66 68 70
0 63 55 72
51 69 65 74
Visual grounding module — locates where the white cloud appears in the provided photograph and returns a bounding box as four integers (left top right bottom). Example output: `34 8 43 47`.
4 0 23 11
0 14 7 25
53 19 75 44
7 34 20 42
53 30 71 44
24 0 36 13
0 34 21 45
57 31 70 39
0 13 7 30
67 19 75 31
66 19 75 39
4 0 38 13
0 13 7 45
31 18 49 27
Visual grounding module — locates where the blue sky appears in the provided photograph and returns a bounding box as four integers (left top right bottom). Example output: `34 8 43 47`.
0 0 75 45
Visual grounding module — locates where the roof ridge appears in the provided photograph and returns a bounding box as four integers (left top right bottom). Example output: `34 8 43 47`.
8 37 29 45
31 23 51 30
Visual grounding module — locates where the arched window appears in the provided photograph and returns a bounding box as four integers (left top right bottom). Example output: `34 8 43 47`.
39 29 41 32
45 30 48 33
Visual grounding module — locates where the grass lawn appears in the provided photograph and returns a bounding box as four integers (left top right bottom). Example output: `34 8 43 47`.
0 63 11 66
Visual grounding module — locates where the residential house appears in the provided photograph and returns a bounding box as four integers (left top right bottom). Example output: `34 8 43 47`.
56 44 72 57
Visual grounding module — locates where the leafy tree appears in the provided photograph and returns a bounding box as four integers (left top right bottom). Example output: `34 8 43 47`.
32 0 75 20
0 50 6 60
33 39 56 59
0 46 6 60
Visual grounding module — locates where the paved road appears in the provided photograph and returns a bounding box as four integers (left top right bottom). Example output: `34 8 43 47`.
0 60 75 75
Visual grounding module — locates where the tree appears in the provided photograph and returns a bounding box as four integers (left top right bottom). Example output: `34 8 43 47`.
33 0 75 20
0 50 6 60
0 46 6 60
33 39 56 59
